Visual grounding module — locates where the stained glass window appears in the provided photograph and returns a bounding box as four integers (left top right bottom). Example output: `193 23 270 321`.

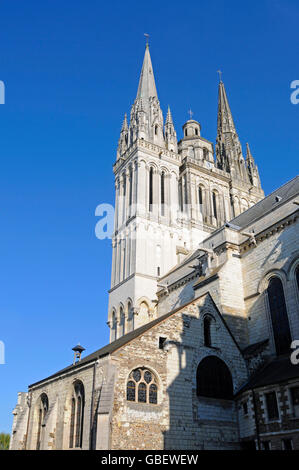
126 368 158 404
138 383 147 403
127 381 135 401
144 371 152 384
149 384 158 404
133 369 141 382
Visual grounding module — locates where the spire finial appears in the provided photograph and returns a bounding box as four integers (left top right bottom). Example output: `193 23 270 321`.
217 70 222 82
144 33 150 47
188 108 193 120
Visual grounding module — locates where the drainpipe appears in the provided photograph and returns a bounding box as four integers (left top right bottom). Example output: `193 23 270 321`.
251 388 261 450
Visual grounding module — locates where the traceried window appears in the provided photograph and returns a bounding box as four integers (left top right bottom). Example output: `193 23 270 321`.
126 368 158 404
36 393 49 450
69 381 85 449
267 277 291 356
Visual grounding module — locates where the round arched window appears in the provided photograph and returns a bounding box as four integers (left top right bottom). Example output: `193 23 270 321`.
127 368 158 404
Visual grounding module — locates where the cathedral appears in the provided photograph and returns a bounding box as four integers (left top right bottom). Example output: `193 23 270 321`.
10 44 299 450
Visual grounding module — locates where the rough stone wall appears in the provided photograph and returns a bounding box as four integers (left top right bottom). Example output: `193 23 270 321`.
110 293 248 450
11 359 109 450
10 392 30 450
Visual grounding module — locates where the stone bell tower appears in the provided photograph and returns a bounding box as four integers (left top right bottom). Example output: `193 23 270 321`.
107 46 264 343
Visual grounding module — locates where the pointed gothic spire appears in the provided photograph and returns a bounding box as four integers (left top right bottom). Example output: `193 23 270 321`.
121 113 128 132
217 80 238 136
165 106 173 125
136 44 158 106
216 80 248 182
129 44 165 147
164 106 177 152
246 142 253 161
246 142 261 188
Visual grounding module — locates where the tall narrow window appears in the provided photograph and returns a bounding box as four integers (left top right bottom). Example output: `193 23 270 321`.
267 277 291 355
129 168 133 207
69 381 85 449
265 391 279 420
155 125 158 135
161 171 165 216
291 387 299 418
198 187 203 205
127 301 134 332
36 393 48 450
212 191 218 220
149 167 153 211
69 398 76 448
178 181 183 212
122 175 126 222
111 311 117 342
120 307 125 336
204 316 212 347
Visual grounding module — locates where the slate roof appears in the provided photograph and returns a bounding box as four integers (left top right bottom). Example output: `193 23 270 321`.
29 293 209 388
236 355 299 395
229 175 299 230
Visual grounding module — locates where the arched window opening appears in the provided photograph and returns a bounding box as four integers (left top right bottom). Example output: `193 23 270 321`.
129 168 133 207
195 128 198 136
122 175 126 222
204 316 212 347
111 311 117 342
120 307 125 336
36 393 48 450
196 356 233 400
178 181 183 212
69 381 85 449
155 125 158 136
203 148 208 160
267 277 291 356
126 368 158 404
185 128 188 137
212 191 218 220
127 301 134 332
161 171 165 216
149 167 153 212
198 187 203 205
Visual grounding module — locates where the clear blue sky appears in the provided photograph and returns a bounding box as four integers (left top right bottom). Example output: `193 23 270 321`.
0 0 298 433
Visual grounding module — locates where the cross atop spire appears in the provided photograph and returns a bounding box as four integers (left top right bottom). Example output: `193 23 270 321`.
188 108 194 120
